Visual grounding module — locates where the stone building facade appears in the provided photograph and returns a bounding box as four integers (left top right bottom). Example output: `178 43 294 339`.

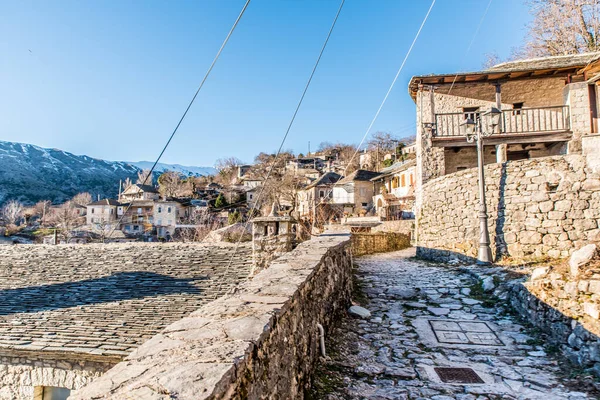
410 52 600 216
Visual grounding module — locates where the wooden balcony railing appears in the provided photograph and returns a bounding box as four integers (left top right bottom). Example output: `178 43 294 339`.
433 105 570 138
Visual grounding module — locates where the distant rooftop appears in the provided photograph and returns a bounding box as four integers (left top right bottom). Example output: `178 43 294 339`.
336 169 380 184
0 243 252 362
88 198 120 206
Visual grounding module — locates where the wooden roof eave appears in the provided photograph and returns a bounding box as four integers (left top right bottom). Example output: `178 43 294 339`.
409 66 582 100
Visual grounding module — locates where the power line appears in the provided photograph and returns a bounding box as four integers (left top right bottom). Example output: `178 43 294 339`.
221 0 347 281
447 0 494 95
107 0 251 239
311 0 437 226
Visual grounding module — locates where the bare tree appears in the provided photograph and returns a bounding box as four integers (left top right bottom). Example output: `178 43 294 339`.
158 171 182 198
137 169 153 185
48 201 84 242
1 200 24 226
214 157 243 185
34 200 52 226
517 0 600 58
90 220 115 243
482 52 502 69
71 192 92 207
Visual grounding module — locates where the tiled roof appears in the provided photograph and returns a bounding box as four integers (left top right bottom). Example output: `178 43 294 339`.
0 243 252 361
88 199 120 206
336 169 380 184
306 172 342 189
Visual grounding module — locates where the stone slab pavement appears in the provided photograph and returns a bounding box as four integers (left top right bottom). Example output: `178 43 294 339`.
310 248 600 400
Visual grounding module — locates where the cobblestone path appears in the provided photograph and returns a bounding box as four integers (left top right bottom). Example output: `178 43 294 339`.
311 248 599 400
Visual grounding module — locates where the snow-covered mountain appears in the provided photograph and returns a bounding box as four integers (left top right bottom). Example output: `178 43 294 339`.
128 161 216 177
0 141 217 205
0 141 140 205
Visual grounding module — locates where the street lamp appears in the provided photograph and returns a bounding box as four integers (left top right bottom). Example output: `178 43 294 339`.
459 107 501 265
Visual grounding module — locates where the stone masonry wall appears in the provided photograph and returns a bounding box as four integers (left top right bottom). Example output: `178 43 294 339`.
0 353 114 400
351 232 411 257
509 268 600 376
72 233 352 399
417 155 600 260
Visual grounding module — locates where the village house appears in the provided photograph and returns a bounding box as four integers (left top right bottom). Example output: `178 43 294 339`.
371 159 416 220
332 169 379 215
119 200 154 235
86 199 119 225
410 52 600 192
119 184 160 202
296 172 341 218
153 200 191 239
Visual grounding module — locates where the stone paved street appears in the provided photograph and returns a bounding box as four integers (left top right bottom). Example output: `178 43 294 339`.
311 248 599 400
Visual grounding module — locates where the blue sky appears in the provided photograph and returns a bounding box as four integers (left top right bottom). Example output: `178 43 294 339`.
0 0 531 167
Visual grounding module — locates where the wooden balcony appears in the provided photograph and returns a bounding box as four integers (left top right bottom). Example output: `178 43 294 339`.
432 106 572 147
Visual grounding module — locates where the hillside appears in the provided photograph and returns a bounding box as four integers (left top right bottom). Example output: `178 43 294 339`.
128 161 216 177
0 141 217 205
0 141 140 204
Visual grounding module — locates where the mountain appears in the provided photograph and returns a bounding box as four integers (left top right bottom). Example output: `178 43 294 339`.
0 141 217 205
128 161 216 177
0 141 139 205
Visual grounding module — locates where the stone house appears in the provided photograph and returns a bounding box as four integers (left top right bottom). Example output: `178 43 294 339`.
332 169 379 215
153 200 190 239
119 184 160 202
86 199 119 225
296 172 342 218
410 52 600 198
119 200 154 235
372 159 416 220
246 185 261 210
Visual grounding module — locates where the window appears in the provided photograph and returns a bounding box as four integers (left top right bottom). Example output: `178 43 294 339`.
34 386 71 400
456 166 467 171
158 207 162 213
134 225 139 231
463 107 479 121
157 219 162 226
168 220 172 225
137 208 142 214
249 194 253 200
410 174 414 186
361 202 368 207
91 208 95 214
512 102 524 115
401 175 406 187
391 177 398 189
110 209 113 215
167 207 172 213
319 190 325 198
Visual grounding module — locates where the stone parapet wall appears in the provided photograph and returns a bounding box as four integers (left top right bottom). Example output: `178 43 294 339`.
72 233 352 399
508 270 600 375
372 219 414 236
417 155 600 260
351 232 411 256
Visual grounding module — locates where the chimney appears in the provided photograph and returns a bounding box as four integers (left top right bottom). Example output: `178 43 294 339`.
250 202 297 276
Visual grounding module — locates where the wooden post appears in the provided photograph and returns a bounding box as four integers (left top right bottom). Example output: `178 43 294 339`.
494 83 507 162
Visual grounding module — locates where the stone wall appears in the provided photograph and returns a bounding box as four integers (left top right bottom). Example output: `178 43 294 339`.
508 267 600 376
0 353 114 400
372 219 414 236
351 232 411 256
417 155 600 260
71 233 352 399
